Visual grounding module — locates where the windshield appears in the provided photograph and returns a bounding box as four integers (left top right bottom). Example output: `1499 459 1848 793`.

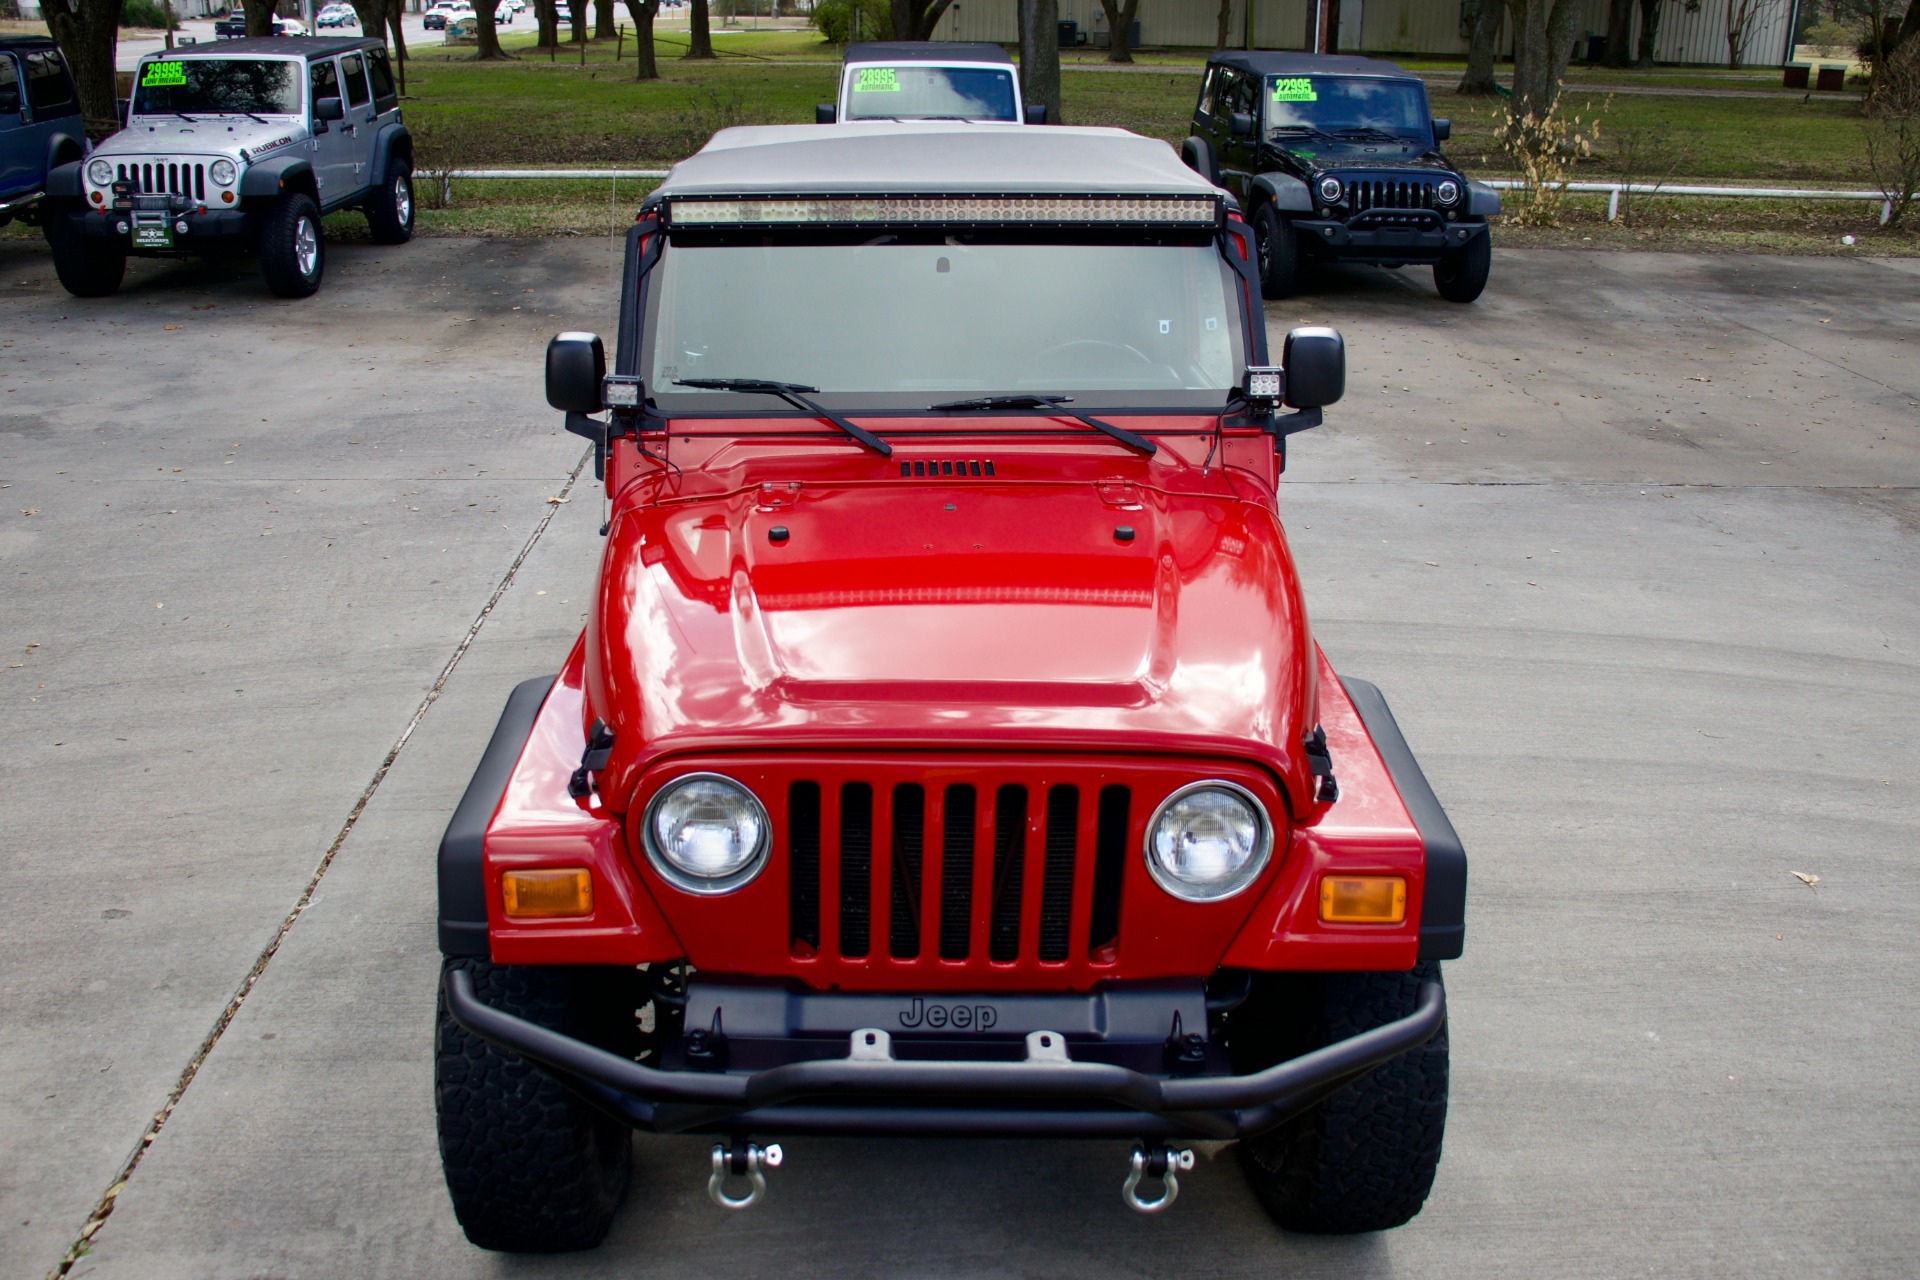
843 66 1018 121
1263 75 1429 140
644 237 1243 413
132 58 302 117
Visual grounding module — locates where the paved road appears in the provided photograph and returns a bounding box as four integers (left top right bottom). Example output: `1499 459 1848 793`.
2 239 1917 1278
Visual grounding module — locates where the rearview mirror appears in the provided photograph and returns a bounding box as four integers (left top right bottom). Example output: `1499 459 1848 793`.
314 95 344 122
1229 111 1254 139
815 103 835 123
1023 104 1048 125
1282 326 1345 409
1431 117 1450 142
546 331 605 413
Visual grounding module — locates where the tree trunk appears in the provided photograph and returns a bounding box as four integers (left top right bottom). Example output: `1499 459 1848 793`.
1602 0 1632 67
1900 0 1920 50
1724 0 1754 70
1018 0 1061 122
595 0 616 38
470 0 512 58
1508 0 1582 117
890 0 955 38
1635 0 1660 66
685 0 714 55
623 0 660 76
569 0 587 42
1459 0 1502 93
347 0 386 44
39 0 118 129
390 4 409 93
1214 0 1232 49
242 0 277 36
535 0 558 48
1096 0 1139 62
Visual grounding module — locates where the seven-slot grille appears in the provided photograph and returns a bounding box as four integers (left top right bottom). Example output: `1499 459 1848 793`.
1344 178 1437 212
787 777 1132 970
115 160 207 201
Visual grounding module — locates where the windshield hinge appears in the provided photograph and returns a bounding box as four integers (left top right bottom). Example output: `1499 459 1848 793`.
568 719 616 800
1304 725 1338 804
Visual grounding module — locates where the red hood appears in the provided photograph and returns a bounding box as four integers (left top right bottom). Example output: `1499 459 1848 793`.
586 469 1318 812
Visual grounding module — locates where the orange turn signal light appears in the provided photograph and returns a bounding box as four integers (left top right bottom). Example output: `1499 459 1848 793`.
502 868 593 919
1319 875 1406 924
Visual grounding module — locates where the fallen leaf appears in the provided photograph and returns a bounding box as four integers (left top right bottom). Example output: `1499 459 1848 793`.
163 323 182 331
546 496 570 505
1791 871 1820 891
20 508 39 516
1687 375 1712 383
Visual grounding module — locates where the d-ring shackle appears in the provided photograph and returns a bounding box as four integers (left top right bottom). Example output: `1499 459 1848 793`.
1122 1144 1195 1214
708 1141 783 1210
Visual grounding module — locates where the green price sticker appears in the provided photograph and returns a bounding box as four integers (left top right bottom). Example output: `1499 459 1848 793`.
853 67 900 93
142 60 187 88
1271 77 1317 102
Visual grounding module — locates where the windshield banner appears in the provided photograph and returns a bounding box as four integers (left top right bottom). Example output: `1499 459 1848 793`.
1271 77 1317 102
854 67 900 93
142 61 187 87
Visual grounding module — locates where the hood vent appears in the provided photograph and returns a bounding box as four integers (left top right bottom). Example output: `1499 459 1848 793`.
900 459 995 479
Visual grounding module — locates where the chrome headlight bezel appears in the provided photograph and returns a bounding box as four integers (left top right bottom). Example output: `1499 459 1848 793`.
210 158 239 187
1316 176 1343 205
640 772 771 896
1434 179 1461 207
87 158 115 187
1143 780 1274 903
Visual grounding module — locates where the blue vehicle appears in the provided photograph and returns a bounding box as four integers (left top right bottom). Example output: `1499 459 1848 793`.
0 37 89 228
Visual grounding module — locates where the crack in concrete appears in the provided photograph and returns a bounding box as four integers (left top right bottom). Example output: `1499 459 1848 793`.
45 446 592 1280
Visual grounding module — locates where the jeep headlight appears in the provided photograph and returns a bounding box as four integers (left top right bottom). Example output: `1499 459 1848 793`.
1434 179 1461 207
1145 781 1272 902
88 159 115 187
642 773 769 894
1316 176 1343 204
210 159 238 187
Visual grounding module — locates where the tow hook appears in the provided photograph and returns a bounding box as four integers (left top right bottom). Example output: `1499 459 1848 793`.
1121 1143 1194 1214
708 1139 784 1210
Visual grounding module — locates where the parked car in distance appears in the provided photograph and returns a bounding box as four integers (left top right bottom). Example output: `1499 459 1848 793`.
0 37 88 229
494 2 514 22
43 37 414 299
422 7 450 28
1183 52 1499 303
816 42 1044 125
316 4 357 28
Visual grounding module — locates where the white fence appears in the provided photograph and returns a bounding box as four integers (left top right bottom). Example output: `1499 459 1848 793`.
438 169 1900 226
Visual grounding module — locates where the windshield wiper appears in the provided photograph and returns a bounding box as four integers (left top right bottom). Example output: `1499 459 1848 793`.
672 378 891 456
1331 127 1407 143
929 394 1155 456
1270 125 1338 141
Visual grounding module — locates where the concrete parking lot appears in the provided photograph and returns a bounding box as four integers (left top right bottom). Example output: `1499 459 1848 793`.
2 236 1916 1278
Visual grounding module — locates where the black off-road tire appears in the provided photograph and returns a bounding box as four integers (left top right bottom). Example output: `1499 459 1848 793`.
365 163 415 245
1433 232 1491 303
45 210 127 298
257 193 325 298
1229 962 1448 1234
1252 203 1299 299
435 957 642 1253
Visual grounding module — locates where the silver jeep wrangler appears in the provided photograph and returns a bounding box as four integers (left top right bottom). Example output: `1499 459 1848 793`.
43 36 413 299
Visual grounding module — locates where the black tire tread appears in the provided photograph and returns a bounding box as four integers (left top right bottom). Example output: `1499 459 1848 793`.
435 957 637 1253
1232 962 1449 1234
45 208 126 298
1434 232 1491 303
257 193 324 298
365 164 415 245
1253 203 1298 300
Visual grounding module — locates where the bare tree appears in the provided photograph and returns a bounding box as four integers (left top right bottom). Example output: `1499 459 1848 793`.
1635 0 1662 65
1215 0 1232 49
1507 0 1584 116
1459 0 1503 93
1865 37 1920 222
685 0 715 56
1723 0 1782 69
1018 0 1061 121
889 0 957 39
1603 0 1634 65
623 0 662 76
1096 0 1141 61
37 0 117 127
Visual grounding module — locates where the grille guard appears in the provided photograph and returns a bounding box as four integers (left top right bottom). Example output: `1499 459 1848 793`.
441 965 1444 1139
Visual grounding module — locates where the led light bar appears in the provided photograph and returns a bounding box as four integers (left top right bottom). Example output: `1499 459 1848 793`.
668 195 1220 227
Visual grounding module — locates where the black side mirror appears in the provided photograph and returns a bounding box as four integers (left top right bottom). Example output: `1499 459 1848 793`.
546 331 605 413
1229 111 1254 138
1432 117 1450 142
1023 104 1048 125
314 95 344 122
815 103 836 123
1282 326 1345 409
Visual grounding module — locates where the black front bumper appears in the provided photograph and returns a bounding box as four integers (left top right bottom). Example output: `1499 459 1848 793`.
1295 216 1485 262
69 206 255 249
442 967 1445 1140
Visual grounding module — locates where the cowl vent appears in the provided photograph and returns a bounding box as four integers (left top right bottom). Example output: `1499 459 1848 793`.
900 459 995 479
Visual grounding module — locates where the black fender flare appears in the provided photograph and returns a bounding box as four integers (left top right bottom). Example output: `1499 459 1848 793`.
45 158 84 199
366 122 413 188
45 129 86 177
1180 135 1218 186
1251 172 1314 214
439 676 556 957
241 154 317 202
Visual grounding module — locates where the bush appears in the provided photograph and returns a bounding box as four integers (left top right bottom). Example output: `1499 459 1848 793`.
119 0 182 30
809 0 890 44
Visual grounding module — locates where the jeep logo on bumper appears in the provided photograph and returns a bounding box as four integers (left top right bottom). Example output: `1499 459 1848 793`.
898 999 998 1031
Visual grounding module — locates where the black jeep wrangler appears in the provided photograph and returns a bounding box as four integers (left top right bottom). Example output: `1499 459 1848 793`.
1183 52 1498 303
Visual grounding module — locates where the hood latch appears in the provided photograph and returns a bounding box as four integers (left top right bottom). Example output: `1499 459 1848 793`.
567 719 616 800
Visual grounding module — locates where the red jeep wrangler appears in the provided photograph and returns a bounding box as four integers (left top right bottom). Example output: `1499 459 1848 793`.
435 123 1465 1252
